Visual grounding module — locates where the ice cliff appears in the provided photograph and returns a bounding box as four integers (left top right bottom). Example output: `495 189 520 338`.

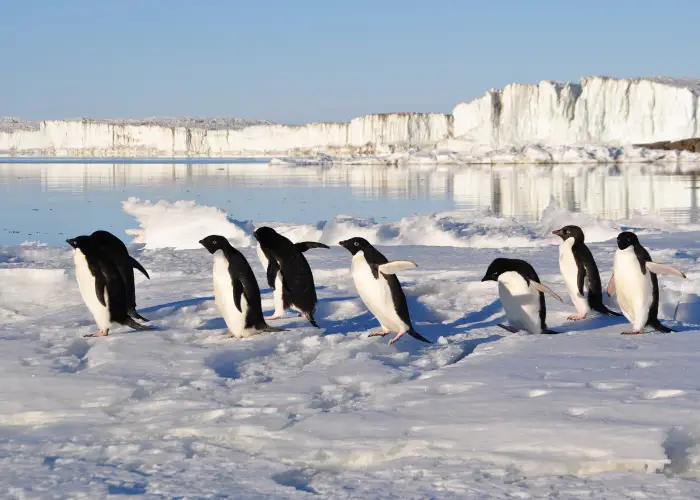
1 76 698 157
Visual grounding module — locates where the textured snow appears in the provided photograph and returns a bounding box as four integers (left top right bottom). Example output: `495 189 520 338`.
3 76 698 160
3 198 700 497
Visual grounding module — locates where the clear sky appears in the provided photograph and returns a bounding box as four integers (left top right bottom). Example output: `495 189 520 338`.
2 0 698 125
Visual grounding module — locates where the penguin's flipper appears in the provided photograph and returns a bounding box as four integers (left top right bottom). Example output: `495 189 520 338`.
646 262 687 279
607 274 616 296
94 274 107 307
530 281 563 302
378 260 418 275
407 329 432 343
294 242 330 252
232 279 244 313
125 317 153 331
304 311 320 328
264 252 280 289
129 256 150 279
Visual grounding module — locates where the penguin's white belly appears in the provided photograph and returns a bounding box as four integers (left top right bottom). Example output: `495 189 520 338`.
213 251 254 338
497 271 542 334
351 252 407 332
74 249 111 330
613 248 653 330
559 241 590 315
257 243 285 315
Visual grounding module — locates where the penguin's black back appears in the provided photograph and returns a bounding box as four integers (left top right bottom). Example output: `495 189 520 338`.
90 230 147 312
220 243 267 329
79 240 133 325
259 232 318 315
632 242 670 332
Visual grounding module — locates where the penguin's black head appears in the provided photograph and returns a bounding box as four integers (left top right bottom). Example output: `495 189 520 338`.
552 225 584 242
199 235 228 254
66 235 92 250
253 226 280 246
339 237 372 255
617 231 639 250
481 258 514 282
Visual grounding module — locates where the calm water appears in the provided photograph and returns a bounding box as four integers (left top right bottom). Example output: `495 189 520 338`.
1 161 699 246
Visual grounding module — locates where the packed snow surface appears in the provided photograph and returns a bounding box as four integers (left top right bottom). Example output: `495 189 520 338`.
2 76 699 160
3 198 700 497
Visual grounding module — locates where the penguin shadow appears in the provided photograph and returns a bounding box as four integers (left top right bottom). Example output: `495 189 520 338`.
552 313 628 333
198 317 227 331
314 295 376 335
139 296 214 319
448 300 507 333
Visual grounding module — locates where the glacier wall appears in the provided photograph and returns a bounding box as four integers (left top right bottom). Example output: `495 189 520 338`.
0 76 698 157
0 113 451 157
452 76 700 147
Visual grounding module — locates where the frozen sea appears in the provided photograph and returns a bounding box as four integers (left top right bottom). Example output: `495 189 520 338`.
2 160 700 498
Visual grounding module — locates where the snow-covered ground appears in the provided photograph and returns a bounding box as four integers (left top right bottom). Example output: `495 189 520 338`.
2 198 700 498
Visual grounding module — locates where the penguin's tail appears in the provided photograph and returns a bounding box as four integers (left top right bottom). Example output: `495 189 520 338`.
128 308 150 322
304 311 320 328
542 328 563 335
647 318 675 333
260 323 286 333
589 297 623 317
125 317 153 331
408 329 432 343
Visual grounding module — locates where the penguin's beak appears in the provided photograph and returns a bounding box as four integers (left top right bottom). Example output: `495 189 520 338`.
66 238 77 248
552 228 564 237
338 240 346 247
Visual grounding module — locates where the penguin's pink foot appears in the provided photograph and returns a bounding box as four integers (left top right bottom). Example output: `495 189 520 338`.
264 314 284 320
85 329 109 337
389 330 408 345
567 313 587 321
368 328 390 338
621 330 644 335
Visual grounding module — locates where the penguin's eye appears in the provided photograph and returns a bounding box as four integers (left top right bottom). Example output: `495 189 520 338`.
212 240 217 244
564 229 569 234
354 242 359 247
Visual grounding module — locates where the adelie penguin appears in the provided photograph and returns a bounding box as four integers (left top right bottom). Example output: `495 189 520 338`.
552 225 621 320
253 226 328 328
608 231 686 335
339 237 431 345
481 258 563 335
199 235 282 338
90 230 151 322
67 235 152 337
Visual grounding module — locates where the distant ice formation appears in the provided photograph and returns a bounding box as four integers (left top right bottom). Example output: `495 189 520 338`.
1 76 699 161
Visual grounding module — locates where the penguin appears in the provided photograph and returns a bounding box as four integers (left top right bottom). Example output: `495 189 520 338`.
253 226 327 328
67 235 152 337
339 237 431 345
552 225 621 320
90 230 151 322
607 231 686 334
481 258 563 335
199 235 282 338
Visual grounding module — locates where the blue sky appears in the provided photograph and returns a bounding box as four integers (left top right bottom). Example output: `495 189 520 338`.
2 0 698 124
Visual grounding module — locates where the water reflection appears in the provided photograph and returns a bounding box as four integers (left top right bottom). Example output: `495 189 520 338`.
0 162 699 245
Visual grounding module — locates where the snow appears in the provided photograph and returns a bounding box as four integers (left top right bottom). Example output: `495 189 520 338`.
3 198 700 497
3 77 698 160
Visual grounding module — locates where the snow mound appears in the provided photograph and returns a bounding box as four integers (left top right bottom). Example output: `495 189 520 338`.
122 197 687 251
122 198 254 250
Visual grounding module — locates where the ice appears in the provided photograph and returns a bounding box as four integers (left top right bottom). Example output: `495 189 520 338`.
2 77 699 161
3 196 700 496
